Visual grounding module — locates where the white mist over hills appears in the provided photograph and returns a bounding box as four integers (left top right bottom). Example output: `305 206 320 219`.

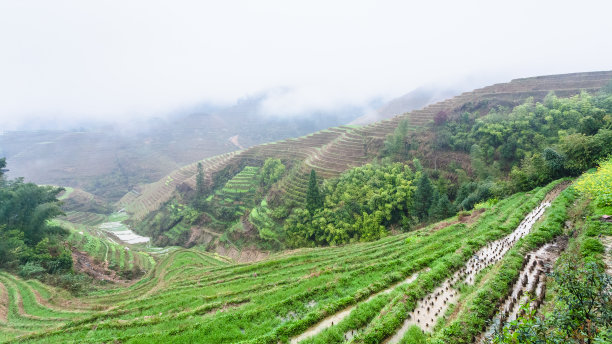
1 1 611 131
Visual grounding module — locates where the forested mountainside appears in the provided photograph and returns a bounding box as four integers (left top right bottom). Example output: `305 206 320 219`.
114 71 612 250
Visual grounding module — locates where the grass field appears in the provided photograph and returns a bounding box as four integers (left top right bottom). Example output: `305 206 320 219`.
0 178 579 343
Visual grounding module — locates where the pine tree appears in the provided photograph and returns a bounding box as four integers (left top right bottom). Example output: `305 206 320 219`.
196 162 204 196
430 193 455 220
427 190 441 219
306 169 323 214
543 147 565 178
414 172 433 220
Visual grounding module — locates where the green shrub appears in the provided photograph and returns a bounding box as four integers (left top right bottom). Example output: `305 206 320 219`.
19 262 45 278
581 237 605 257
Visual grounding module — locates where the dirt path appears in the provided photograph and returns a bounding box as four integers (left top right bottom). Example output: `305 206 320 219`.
71 249 129 285
290 271 424 344
601 235 612 276
229 135 244 149
0 281 8 322
386 200 553 343
214 245 268 263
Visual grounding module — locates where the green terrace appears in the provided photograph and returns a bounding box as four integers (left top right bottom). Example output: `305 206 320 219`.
57 220 155 278
0 179 572 343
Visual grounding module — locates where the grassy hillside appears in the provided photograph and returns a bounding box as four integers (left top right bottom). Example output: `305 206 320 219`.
0 155 610 343
0 172 608 343
0 179 556 342
123 71 612 251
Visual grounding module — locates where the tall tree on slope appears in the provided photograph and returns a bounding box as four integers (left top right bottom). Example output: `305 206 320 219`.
414 172 434 220
306 169 323 214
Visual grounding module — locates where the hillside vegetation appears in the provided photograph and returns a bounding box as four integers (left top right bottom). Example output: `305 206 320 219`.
0 160 73 281
0 167 609 342
126 72 612 251
1 71 611 343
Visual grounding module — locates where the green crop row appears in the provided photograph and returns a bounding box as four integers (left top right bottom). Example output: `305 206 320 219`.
429 181 574 343
2 181 566 343
311 180 561 344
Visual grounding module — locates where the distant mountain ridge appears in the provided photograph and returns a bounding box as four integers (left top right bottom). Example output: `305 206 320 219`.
0 98 363 201
350 87 461 125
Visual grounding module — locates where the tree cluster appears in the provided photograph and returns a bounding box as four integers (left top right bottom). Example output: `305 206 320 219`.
285 162 455 247
0 159 71 274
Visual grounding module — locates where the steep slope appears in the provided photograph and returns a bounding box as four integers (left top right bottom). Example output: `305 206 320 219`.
350 87 460 125
121 71 612 223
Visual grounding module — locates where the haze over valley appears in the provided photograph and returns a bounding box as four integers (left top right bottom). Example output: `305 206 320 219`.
0 1 611 343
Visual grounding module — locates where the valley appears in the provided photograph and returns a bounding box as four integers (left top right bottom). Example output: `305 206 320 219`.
2 2 612 342
0 71 611 343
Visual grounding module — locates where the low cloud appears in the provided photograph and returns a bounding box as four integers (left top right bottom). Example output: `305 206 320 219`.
1 1 611 130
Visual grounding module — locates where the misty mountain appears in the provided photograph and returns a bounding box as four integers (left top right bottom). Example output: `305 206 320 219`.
350 86 461 125
0 96 364 201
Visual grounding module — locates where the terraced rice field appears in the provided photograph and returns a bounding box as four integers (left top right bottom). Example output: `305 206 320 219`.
60 220 155 278
98 220 150 245
0 272 98 343
219 166 259 197
387 200 552 342
62 211 106 227
0 179 575 343
119 71 612 218
120 152 238 220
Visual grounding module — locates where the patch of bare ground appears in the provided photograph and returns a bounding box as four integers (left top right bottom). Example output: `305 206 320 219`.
214 244 269 263
185 226 203 247
460 207 485 225
71 248 129 285
206 300 249 316
601 235 612 276
543 180 571 203
417 207 484 235
0 281 8 322
31 288 92 312
429 219 458 233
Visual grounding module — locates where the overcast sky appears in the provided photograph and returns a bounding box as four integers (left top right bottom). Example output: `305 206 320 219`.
1 0 611 130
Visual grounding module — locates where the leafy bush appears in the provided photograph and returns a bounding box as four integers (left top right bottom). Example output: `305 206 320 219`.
581 237 605 257
494 260 612 344
285 163 417 246
259 158 285 187
19 262 45 278
574 157 612 206
54 272 92 294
